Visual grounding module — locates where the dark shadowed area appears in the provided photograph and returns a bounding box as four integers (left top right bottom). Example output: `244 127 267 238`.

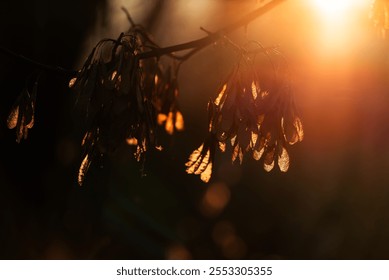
1 0 389 260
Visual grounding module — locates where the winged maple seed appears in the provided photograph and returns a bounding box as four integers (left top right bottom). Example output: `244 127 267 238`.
186 55 303 183
70 27 184 186
78 154 91 187
7 82 37 143
185 135 217 183
152 67 184 135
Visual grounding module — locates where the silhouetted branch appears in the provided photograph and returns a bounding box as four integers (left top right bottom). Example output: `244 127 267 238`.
121 7 136 28
0 0 285 72
137 0 286 59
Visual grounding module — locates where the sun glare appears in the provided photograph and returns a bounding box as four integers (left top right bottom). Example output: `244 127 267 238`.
313 0 356 18
307 0 370 57
311 0 369 23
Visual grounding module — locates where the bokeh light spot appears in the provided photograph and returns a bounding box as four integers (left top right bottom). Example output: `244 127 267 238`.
200 182 231 218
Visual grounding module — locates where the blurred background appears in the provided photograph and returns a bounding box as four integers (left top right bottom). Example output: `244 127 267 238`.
2 0 389 259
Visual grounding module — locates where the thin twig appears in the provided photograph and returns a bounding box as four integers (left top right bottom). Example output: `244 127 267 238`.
0 45 76 76
121 6 136 27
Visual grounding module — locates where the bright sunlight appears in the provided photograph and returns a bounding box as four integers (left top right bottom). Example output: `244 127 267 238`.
311 0 370 21
313 0 359 19
308 0 370 57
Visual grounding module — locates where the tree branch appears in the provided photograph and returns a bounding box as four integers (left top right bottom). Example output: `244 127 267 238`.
137 0 286 59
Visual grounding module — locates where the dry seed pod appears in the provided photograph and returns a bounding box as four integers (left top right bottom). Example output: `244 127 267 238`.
7 80 38 143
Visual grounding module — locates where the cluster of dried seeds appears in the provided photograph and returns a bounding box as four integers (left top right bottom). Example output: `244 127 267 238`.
186 54 303 182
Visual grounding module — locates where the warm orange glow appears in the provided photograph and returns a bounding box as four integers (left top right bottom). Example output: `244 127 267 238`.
165 112 174 135
157 113 167 125
126 137 138 146
175 111 185 131
68 77 77 88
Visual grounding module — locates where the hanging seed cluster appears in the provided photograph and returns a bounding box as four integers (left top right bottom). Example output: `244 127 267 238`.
186 54 303 182
7 80 38 143
69 28 184 186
